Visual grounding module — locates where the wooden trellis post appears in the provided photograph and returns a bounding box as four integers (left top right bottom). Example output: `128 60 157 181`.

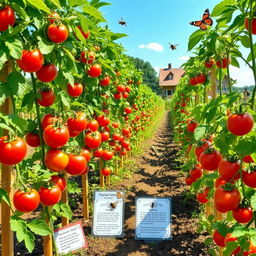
0 61 14 256
82 172 89 219
114 157 119 176
43 207 53 256
61 172 69 226
99 158 104 187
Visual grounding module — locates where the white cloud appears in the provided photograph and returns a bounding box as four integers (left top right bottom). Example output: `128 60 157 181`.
154 67 160 73
229 66 254 87
179 56 190 61
138 42 164 52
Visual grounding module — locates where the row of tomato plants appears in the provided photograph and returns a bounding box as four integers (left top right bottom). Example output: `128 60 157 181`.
0 0 164 254
171 0 256 255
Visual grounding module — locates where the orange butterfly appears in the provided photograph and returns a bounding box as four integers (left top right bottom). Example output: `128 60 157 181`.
190 9 213 30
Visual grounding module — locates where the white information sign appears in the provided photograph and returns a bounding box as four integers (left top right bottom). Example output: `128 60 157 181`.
135 197 171 240
92 190 124 237
54 221 87 254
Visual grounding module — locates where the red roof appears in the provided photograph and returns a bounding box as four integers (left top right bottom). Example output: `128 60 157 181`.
159 67 185 86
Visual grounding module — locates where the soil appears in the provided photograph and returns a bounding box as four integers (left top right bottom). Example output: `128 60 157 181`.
14 111 209 255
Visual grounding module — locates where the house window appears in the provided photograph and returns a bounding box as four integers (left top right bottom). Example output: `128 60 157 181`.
165 89 175 96
167 73 173 80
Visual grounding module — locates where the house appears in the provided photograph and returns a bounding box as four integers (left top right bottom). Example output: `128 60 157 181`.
159 63 185 98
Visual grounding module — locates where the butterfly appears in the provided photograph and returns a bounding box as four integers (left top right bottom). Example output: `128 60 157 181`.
190 9 213 30
169 43 179 50
110 201 118 209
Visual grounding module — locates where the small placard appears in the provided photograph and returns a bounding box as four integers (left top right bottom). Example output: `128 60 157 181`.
135 197 172 241
54 221 87 254
92 190 124 237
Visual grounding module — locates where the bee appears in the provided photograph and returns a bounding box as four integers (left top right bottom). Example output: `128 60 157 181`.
118 17 127 26
110 201 118 209
151 202 155 208
169 43 179 50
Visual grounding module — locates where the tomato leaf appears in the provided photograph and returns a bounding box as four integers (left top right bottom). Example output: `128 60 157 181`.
5 38 23 59
47 0 62 9
211 0 236 17
188 30 205 51
231 226 248 237
234 135 256 155
37 36 55 55
26 0 51 13
59 91 71 109
24 230 35 253
60 202 73 219
250 192 256 211
8 114 28 134
223 241 239 256
0 188 11 207
82 5 106 22
240 35 250 48
250 234 256 246
194 125 207 140
22 91 34 110
10 216 27 243
7 71 28 96
27 219 52 236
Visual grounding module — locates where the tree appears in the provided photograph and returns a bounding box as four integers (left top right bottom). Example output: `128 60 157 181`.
128 56 161 94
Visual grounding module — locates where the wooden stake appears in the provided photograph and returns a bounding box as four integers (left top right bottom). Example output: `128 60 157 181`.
82 172 89 219
0 61 14 256
99 158 104 188
61 172 69 226
43 228 52 256
120 156 123 169
210 67 217 99
114 157 119 176
106 175 110 186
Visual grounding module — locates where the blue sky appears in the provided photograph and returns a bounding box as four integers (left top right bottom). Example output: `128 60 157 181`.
101 0 254 87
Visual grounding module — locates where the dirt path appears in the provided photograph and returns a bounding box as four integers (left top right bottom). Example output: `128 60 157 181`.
85 111 208 256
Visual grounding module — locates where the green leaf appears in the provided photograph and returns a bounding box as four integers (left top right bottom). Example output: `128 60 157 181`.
5 39 23 59
231 226 248 237
240 35 250 48
223 241 239 256
10 217 27 243
60 203 72 219
47 0 62 9
110 32 127 41
0 188 11 207
24 231 35 253
188 30 206 51
69 0 88 7
83 5 106 22
230 56 240 68
59 91 70 109
37 36 55 55
234 135 256 155
8 114 28 134
211 0 236 17
7 71 28 95
22 91 34 110
251 234 256 246
28 219 52 236
250 192 256 211
194 125 207 140
26 0 51 13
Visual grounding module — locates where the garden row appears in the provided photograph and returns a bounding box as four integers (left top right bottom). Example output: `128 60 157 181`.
0 0 163 255
170 0 256 255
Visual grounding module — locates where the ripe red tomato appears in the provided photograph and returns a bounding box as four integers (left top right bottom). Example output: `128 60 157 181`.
116 84 125 93
65 154 87 175
87 119 99 131
77 25 90 39
245 17 256 34
41 113 55 130
185 176 195 185
80 51 95 64
87 64 102 78
125 86 131 93
67 83 83 97
213 230 225 247
243 155 254 163
195 74 206 84
187 121 198 132
0 137 27 165
0 5 16 31
67 112 88 132
196 192 208 204
218 158 240 181
189 165 202 180
204 59 214 68
43 125 69 148
227 113 254 136
101 131 110 142
84 131 101 149
120 149 127 156
13 189 40 213
124 107 132 114
25 132 40 147
81 148 91 162
122 128 130 136
17 49 44 73
194 140 211 160
37 88 55 107
44 149 69 172
112 133 121 141
99 76 110 86
214 185 241 212
93 148 103 158
114 92 122 100
199 149 222 171
225 233 240 255
121 140 130 149
215 176 228 188
102 150 114 161
242 170 256 188
122 92 129 98
39 186 61 206
47 24 69 43
101 167 111 176
97 115 110 127
48 12 60 24
36 64 58 83
50 175 66 192
232 206 253 223
189 77 197 86
216 57 230 68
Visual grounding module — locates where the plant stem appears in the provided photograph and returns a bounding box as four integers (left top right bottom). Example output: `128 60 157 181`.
226 51 232 94
248 0 256 109
30 73 45 164
218 67 222 96
15 164 27 190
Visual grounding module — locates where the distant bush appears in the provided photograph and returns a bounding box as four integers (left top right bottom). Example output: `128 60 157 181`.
165 99 172 110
